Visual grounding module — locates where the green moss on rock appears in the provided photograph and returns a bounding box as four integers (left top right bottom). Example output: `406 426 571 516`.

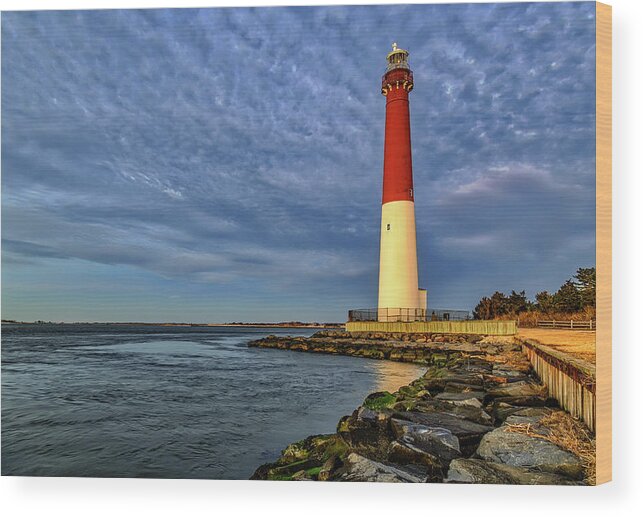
363 391 396 410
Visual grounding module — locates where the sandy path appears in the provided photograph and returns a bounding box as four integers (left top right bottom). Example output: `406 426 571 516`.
517 328 596 364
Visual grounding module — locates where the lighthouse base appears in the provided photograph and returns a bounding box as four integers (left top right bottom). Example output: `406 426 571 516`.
377 200 420 311
377 307 426 323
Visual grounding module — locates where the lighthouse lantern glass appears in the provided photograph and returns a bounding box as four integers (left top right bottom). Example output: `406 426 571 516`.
386 49 410 72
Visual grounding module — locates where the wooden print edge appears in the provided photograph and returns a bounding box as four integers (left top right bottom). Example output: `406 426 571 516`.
595 0 612 486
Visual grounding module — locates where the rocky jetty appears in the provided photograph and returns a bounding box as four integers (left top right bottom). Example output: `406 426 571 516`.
248 330 498 365
249 331 594 484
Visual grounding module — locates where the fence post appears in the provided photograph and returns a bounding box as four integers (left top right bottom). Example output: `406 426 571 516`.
570 320 574 329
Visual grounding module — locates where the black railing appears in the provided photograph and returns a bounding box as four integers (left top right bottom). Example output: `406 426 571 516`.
348 308 471 323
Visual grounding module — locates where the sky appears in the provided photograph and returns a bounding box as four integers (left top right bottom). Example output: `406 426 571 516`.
1 3 597 323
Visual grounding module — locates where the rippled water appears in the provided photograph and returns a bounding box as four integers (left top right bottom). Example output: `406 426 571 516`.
1 324 424 479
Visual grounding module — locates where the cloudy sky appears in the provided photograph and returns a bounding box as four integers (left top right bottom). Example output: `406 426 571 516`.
1 2 596 323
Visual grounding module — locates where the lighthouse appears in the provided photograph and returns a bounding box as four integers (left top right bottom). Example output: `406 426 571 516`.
377 43 427 322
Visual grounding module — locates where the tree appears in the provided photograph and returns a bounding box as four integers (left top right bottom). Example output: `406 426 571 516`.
473 297 494 320
489 291 510 317
553 280 583 312
472 266 596 319
507 290 530 314
535 291 555 313
473 291 527 319
573 267 596 308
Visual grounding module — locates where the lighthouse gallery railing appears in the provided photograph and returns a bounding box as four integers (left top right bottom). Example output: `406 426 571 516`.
348 308 471 323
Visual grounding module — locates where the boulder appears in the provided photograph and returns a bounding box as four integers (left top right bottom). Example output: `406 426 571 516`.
291 470 312 481
393 411 493 455
338 407 393 459
513 407 555 418
419 371 483 395
492 395 556 408
485 381 547 402
446 458 582 485
387 441 443 480
390 418 461 463
414 399 493 426
334 453 427 482
265 458 321 479
318 455 342 481
476 427 584 480
490 402 541 424
503 414 554 435
504 408 564 435
434 392 485 407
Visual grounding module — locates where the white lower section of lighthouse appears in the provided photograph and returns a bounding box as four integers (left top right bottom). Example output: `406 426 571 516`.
377 200 427 321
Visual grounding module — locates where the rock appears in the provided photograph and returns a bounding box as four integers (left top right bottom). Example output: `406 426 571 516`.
491 369 526 379
414 399 493 426
460 361 493 374
396 385 421 400
387 441 443 480
393 411 493 455
249 462 273 480
281 441 311 463
493 362 530 374
490 402 520 423
364 391 396 410
334 453 427 482
419 371 483 394
390 418 461 463
492 395 556 408
476 427 584 480
444 382 485 393
491 397 552 425
513 407 555 418
503 413 555 434
280 434 337 463
338 407 393 459
446 458 582 485
435 392 485 407
260 457 321 480
291 470 311 481
485 381 547 402
504 414 545 427
318 455 341 481
503 408 563 435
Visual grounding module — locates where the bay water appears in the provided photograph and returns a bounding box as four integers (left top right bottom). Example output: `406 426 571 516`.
1 324 424 479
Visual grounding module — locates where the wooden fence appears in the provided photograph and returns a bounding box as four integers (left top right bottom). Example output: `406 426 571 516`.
537 320 595 330
520 339 596 432
345 319 517 336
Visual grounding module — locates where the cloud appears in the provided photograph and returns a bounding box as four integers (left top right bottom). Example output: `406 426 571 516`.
1 3 597 320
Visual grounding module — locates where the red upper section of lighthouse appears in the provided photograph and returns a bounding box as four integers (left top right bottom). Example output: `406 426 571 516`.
381 44 415 205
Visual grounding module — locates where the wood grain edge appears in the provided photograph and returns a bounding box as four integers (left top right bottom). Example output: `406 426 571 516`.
595 1 612 486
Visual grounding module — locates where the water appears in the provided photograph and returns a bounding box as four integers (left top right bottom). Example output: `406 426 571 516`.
1 324 425 479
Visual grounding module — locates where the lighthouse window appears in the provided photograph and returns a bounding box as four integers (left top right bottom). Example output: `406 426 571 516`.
386 224 391 231
409 188 413 198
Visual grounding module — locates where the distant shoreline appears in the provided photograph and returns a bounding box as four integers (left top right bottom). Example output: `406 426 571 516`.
1 320 344 329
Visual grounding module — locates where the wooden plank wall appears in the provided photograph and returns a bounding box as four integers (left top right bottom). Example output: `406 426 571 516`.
521 339 596 432
345 320 517 335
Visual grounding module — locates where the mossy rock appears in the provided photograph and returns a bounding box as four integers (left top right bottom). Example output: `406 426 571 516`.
395 385 420 400
361 348 386 359
424 366 450 379
392 399 418 411
431 353 449 366
280 434 338 464
321 436 349 461
267 458 321 479
363 391 397 410
282 440 312 463
337 416 351 433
